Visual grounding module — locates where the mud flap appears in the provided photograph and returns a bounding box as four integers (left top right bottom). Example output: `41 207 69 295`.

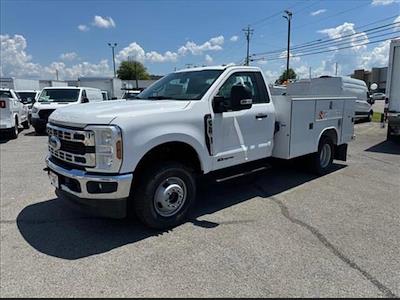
335 144 348 161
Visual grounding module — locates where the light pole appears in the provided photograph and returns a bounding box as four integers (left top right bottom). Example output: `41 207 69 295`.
108 42 117 77
283 10 292 79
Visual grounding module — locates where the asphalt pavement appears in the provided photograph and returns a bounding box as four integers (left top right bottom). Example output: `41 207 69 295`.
0 122 399 297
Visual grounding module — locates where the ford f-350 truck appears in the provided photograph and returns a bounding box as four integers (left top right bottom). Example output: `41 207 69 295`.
45 65 355 229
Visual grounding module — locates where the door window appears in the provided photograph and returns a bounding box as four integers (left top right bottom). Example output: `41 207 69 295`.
218 72 265 104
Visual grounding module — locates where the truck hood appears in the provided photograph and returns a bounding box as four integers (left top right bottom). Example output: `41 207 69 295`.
49 100 191 127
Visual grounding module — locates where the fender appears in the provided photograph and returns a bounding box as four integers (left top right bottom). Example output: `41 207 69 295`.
121 130 211 174
318 126 339 148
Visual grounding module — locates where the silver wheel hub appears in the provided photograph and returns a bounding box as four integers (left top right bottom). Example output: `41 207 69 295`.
320 143 332 168
154 177 187 217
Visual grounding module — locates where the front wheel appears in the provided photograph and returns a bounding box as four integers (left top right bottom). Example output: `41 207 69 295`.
132 161 196 229
310 136 334 175
22 119 30 129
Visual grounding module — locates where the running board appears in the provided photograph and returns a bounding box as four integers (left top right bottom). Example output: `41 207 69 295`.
215 165 271 183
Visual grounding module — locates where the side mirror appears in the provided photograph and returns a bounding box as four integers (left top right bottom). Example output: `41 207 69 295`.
230 85 253 111
368 99 375 105
213 85 253 113
81 97 89 103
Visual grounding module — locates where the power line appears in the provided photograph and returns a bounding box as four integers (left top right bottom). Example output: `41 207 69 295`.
253 29 400 61
252 21 400 57
251 35 400 62
268 14 399 52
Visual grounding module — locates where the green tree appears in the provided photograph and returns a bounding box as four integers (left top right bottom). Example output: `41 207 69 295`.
276 68 297 84
117 60 150 80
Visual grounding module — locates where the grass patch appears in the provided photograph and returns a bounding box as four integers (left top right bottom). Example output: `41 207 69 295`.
372 112 383 122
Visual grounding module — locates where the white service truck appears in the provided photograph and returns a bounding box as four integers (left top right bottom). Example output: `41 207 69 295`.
0 89 30 139
31 87 104 134
45 66 355 229
386 39 400 140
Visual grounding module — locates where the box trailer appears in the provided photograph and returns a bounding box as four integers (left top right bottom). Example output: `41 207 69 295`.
78 77 123 99
386 39 400 140
0 78 40 90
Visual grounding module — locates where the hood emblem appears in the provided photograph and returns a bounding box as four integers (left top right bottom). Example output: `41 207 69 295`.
49 135 61 151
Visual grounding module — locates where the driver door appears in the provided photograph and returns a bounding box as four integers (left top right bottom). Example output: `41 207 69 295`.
211 71 275 170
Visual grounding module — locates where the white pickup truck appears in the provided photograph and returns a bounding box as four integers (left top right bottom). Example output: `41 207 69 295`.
0 89 30 139
45 65 355 229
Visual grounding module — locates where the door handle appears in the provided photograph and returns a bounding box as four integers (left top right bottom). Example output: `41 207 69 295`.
256 114 268 119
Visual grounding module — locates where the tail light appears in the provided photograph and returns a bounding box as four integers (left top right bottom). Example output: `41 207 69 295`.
0 100 6 108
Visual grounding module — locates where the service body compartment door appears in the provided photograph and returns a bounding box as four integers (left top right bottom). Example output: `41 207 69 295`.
341 99 355 143
289 100 316 158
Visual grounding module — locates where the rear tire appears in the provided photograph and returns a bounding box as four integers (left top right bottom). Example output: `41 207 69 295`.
9 118 19 139
132 161 196 229
310 136 334 175
367 111 373 122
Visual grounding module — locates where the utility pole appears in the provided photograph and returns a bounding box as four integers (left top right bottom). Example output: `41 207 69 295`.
108 42 118 77
309 66 312 79
283 10 292 77
55 69 59 81
335 62 338 76
243 25 254 66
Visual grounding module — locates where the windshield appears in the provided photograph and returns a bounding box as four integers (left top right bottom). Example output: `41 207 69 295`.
38 89 80 103
17 92 37 101
0 91 13 98
137 70 223 100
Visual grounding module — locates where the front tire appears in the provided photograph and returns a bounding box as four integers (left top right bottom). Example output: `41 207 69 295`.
132 161 196 229
310 136 334 175
34 126 46 135
22 119 30 129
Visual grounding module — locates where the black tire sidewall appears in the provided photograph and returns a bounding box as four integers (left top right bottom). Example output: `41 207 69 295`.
133 162 196 229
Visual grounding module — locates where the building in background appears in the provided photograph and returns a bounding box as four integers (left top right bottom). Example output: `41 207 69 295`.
351 67 387 93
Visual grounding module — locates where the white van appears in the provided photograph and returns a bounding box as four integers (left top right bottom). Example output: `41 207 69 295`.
31 87 103 134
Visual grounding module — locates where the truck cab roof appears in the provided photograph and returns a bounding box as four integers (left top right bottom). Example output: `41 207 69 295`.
175 65 262 73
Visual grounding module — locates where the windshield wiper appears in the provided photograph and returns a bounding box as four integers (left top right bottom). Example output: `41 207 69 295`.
146 96 175 100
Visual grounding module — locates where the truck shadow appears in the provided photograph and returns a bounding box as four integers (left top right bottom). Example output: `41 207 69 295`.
17 163 346 260
365 140 400 155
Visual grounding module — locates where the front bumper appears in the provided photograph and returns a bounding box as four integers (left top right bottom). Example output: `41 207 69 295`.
46 157 133 217
31 117 47 128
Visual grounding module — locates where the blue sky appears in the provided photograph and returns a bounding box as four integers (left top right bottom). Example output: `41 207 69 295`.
1 0 399 82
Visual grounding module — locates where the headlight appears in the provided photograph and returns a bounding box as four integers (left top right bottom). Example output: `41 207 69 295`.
32 106 38 113
85 125 123 172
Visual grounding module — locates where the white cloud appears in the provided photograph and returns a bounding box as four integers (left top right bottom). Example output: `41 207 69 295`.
310 9 327 16
0 34 112 79
78 25 89 32
92 15 116 29
0 34 41 77
318 22 369 51
371 0 397 6
205 54 213 64
178 35 224 55
230 35 239 42
116 42 178 63
60 52 78 61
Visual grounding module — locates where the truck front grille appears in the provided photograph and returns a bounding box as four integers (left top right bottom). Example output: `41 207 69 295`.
47 123 95 167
